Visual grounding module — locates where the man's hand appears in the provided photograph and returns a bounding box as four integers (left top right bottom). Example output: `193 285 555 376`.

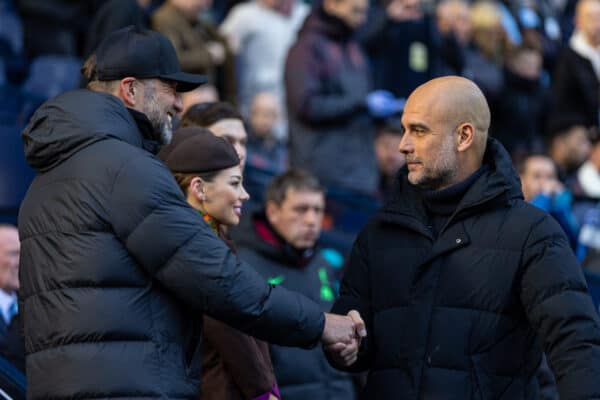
322 310 366 344
322 310 366 366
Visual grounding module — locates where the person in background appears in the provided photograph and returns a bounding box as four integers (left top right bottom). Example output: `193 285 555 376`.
152 0 237 103
359 0 441 99
491 42 549 159
436 0 472 75
159 127 280 400
518 153 580 251
545 112 592 183
573 128 600 201
285 0 402 194
552 0 600 130
0 224 23 373
246 92 287 174
374 119 406 201
180 84 220 117
219 0 309 133
231 169 358 400
180 101 248 166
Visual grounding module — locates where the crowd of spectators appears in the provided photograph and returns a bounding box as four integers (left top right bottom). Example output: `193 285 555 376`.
1 0 600 396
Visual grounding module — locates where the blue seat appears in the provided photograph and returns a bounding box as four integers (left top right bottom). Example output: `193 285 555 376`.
23 55 81 99
0 124 34 224
0 7 23 57
20 55 81 123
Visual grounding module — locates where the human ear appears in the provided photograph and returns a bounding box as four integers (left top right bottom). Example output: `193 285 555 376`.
456 123 474 152
190 177 207 201
118 77 138 108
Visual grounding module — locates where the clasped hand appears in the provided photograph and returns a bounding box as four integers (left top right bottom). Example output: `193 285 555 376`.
321 310 366 366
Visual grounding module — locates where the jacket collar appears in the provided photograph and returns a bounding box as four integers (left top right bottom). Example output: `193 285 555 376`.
379 137 522 235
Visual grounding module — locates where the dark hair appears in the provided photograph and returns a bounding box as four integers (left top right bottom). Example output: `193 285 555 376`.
180 102 243 128
265 169 325 206
172 170 221 197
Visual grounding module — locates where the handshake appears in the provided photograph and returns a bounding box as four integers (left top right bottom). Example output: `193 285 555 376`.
321 310 366 366
365 90 405 118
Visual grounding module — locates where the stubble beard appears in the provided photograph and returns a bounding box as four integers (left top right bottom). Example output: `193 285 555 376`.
410 138 459 191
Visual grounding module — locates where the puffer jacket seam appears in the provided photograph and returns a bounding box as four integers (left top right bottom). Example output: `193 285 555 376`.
20 284 147 302
27 338 154 355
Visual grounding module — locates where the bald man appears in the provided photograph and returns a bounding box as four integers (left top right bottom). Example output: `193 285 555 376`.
553 0 600 128
327 76 600 398
0 224 24 372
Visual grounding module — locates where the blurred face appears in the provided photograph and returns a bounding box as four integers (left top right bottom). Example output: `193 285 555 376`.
140 79 182 145
452 2 473 44
576 0 600 47
509 49 542 80
208 119 248 165
387 0 424 21
170 0 212 19
562 126 592 170
267 188 325 249
250 93 280 138
324 0 368 29
0 227 19 293
520 156 558 201
375 131 406 177
199 165 249 226
400 93 459 190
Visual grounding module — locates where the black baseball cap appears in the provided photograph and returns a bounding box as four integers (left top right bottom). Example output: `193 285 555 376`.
94 26 206 92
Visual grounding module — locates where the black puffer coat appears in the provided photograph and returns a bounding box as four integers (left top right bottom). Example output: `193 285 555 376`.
332 138 600 399
18 89 324 400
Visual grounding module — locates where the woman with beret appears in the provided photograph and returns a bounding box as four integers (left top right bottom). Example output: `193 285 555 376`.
159 126 280 400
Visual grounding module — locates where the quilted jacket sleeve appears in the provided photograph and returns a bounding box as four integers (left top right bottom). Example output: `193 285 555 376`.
109 152 324 347
520 214 600 400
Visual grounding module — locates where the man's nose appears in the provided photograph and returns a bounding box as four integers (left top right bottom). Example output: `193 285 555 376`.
398 134 412 154
304 209 319 225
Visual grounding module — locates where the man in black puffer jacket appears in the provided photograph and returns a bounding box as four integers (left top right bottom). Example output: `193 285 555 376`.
18 26 363 400
328 76 600 399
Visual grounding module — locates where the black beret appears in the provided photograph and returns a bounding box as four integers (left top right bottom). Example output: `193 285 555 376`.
158 127 240 173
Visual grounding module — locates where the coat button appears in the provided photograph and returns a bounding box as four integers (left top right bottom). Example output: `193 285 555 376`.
456 238 462 244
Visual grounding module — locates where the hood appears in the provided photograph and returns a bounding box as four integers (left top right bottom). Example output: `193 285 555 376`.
382 137 523 222
22 89 144 172
299 6 355 42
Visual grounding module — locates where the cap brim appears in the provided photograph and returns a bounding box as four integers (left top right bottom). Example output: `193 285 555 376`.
160 71 208 92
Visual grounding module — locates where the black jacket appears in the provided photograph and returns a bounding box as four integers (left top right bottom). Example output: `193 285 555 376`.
18 89 325 400
233 213 356 400
552 46 600 128
331 138 600 399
